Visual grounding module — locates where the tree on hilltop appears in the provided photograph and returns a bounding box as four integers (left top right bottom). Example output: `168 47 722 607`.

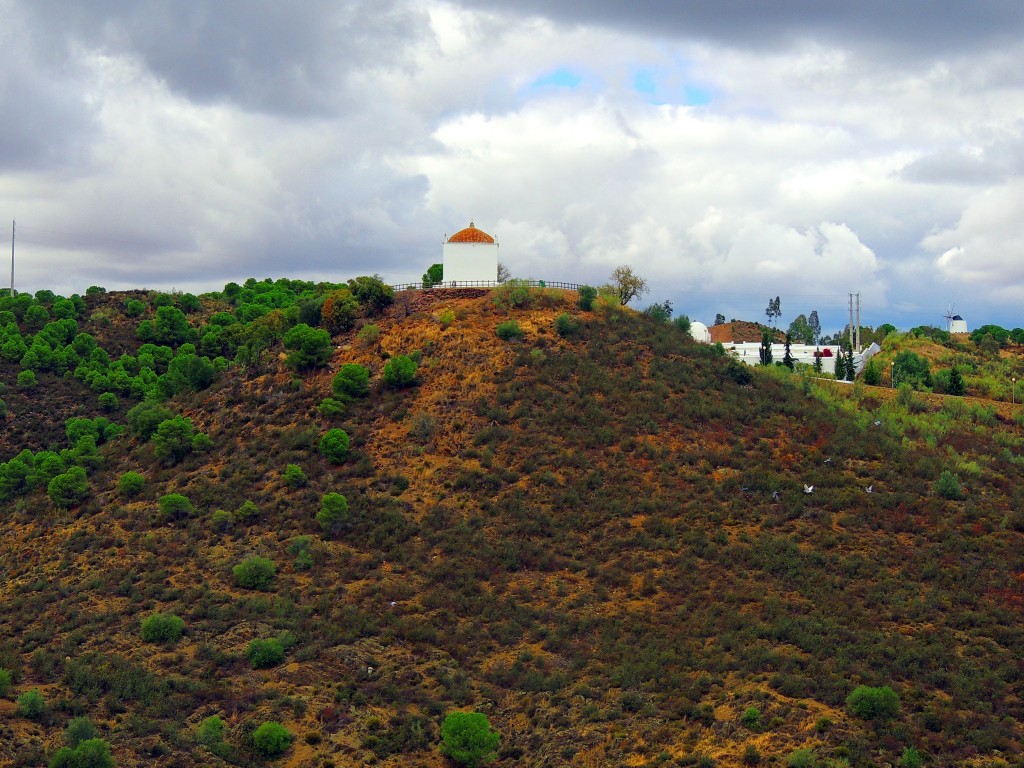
609 266 648 306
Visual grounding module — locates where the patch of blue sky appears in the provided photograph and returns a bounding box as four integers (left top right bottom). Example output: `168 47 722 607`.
632 64 713 106
529 68 583 90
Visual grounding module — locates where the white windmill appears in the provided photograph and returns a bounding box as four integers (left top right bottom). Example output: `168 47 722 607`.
942 303 968 335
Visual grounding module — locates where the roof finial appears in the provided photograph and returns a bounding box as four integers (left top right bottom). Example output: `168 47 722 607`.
469 220 475 228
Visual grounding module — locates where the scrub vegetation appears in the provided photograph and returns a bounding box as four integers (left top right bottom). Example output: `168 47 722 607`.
1 279 1024 766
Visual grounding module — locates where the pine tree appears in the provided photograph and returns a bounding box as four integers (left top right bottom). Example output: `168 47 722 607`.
783 333 795 369
759 329 774 366
833 348 846 380
948 365 965 396
846 345 856 381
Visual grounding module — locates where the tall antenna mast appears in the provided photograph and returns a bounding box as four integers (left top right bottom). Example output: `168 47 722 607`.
9 219 14 296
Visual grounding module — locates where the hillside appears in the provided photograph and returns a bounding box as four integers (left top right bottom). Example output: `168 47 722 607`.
2 282 1024 768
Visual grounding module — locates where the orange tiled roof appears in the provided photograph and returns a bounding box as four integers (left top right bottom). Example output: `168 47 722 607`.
448 221 495 243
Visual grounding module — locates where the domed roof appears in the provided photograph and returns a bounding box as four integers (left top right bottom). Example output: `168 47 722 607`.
448 221 495 243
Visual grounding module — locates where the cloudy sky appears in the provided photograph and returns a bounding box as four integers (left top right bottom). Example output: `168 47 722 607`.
1 1 1023 333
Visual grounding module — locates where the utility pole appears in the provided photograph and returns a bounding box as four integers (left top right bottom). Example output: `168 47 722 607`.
9 219 14 296
855 292 861 352
848 293 854 352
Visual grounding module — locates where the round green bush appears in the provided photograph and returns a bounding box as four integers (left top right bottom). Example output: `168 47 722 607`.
319 429 350 464
118 471 145 498
97 392 119 412
64 716 99 747
235 500 260 523
247 638 285 668
282 464 307 488
210 509 233 532
332 363 370 400
317 397 345 418
495 319 523 341
197 715 225 746
316 492 350 533
440 711 500 767
252 721 293 757
846 685 900 720
17 688 45 719
140 612 185 643
157 492 195 522
382 354 417 387
233 556 277 590
17 369 36 389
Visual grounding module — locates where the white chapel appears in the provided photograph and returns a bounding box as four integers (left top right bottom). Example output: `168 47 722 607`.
443 222 498 284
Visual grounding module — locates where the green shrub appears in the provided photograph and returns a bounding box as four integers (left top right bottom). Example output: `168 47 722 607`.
282 464 307 488
319 429 350 464
900 747 923 768
0 668 11 697
332 363 370 400
235 500 260 524
554 313 579 337
318 397 345 418
152 416 197 464
157 493 195 522
233 556 277 590
252 721 293 757
935 470 964 500
126 401 174 440
863 359 882 385
347 275 395 315
17 688 45 719
742 744 761 766
210 509 233 532
495 319 524 341
17 369 36 389
283 323 332 370
63 716 99 747
97 392 119 412
741 707 760 729
247 638 286 668
492 279 534 309
140 612 185 643
382 354 417 387
846 685 900 720
358 324 381 344
440 711 500 767
578 285 597 311
787 748 815 768
438 309 455 328
48 467 89 509
197 715 225 747
49 738 114 768
317 492 351 534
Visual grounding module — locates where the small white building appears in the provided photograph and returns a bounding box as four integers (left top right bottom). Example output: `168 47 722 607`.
443 221 498 285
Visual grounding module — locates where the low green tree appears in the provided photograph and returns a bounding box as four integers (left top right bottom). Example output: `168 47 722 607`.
282 464 307 488
348 275 395 315
332 363 370 400
422 263 443 287
319 429 350 464
900 747 923 768
863 358 882 385
283 323 332 370
63 716 99 747
758 329 773 366
554 313 579 337
0 668 11 697
935 470 964 500
383 354 417 386
48 467 89 509
152 416 196 464
157 493 194 522
197 715 225 747
440 711 500 767
947 365 965 396
17 688 45 719
495 320 523 340
252 721 293 757
317 492 351 534
577 285 597 311
140 612 185 643
49 738 114 768
118 471 145 498
233 556 276 590
126 401 174 440
235 500 260 524
846 684 900 720
247 638 285 668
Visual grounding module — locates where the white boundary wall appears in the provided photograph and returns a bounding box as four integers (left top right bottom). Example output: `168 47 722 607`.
726 342 881 376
